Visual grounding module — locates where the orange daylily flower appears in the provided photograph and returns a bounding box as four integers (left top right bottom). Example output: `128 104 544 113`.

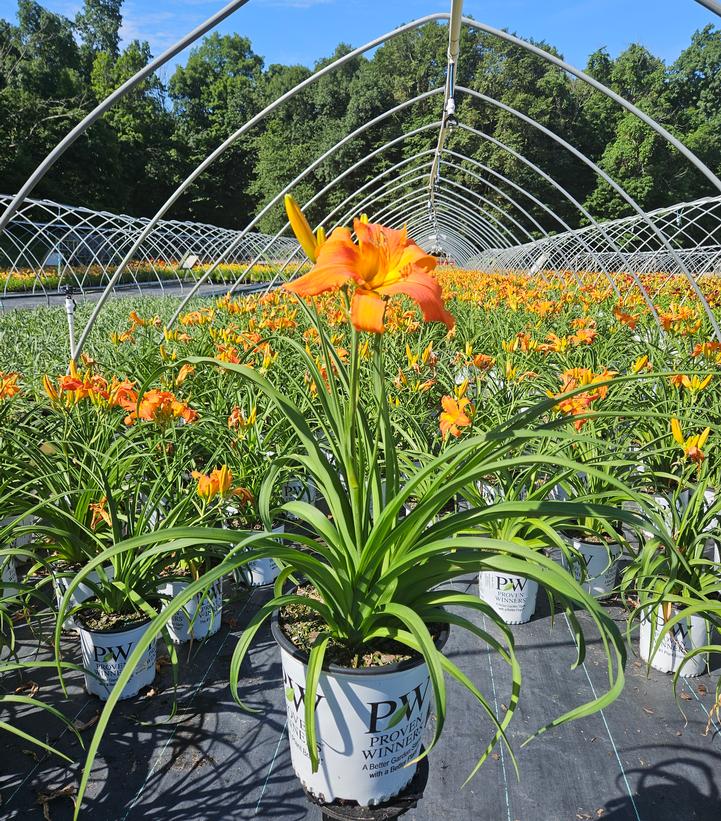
192 466 253 504
439 395 472 438
124 389 198 427
284 211 454 334
570 327 598 346
613 307 639 329
0 372 21 401
228 405 257 429
668 374 712 393
472 353 495 371
691 341 721 361
89 497 112 530
671 418 710 464
175 364 195 386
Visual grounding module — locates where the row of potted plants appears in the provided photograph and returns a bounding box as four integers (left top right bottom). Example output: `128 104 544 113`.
1 199 720 816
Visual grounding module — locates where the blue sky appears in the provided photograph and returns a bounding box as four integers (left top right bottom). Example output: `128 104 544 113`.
1 0 716 82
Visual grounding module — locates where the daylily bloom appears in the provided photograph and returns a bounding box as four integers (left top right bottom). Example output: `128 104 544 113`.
631 355 651 373
0 372 21 401
439 395 472 438
175 363 195 386
284 208 454 334
89 497 112 530
668 374 712 393
691 341 721 361
192 466 253 504
613 307 638 329
570 327 598 346
124 389 198 427
671 418 710 464
193 471 217 503
472 353 495 370
228 405 257 429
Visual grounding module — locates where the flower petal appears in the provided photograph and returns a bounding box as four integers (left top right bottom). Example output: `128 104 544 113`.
285 195 318 262
378 270 455 329
351 289 386 334
671 418 684 445
284 227 359 297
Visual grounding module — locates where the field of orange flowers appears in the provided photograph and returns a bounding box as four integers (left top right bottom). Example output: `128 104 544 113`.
2 266 720 453
2 259 721 815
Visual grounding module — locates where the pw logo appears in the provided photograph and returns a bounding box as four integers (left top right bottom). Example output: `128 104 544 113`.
94 643 133 664
496 575 527 592
366 678 431 734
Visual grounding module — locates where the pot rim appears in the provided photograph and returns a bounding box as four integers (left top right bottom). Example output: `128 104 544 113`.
271 606 449 677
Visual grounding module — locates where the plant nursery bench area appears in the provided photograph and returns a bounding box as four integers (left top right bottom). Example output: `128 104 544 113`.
2 574 719 821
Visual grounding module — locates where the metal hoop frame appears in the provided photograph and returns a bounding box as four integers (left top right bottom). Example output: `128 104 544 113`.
2 3 720 350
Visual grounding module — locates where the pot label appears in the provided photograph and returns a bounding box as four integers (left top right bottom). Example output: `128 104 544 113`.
479 571 538 624
639 608 708 676
80 622 157 700
279 644 431 805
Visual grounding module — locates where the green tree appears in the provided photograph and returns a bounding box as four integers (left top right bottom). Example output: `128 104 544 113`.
76 0 123 63
168 33 264 227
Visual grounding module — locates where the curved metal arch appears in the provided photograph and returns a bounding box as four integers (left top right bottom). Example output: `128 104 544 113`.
351 168 525 249
315 114 629 296
373 189 498 255
405 212 478 261
370 184 505 248
79 81 447 349
401 207 482 261
460 18 721 193
12 4 720 343
371 181 516 251
72 14 456 355
454 122 654 302
389 200 491 260
456 85 721 338
332 155 541 249
438 156 550 240
404 214 482 263
0 0 258 234
242 111 617 301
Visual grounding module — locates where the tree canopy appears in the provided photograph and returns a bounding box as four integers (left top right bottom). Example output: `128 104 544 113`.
1 1 720 237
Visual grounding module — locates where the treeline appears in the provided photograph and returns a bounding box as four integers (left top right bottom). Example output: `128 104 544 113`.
1 0 720 237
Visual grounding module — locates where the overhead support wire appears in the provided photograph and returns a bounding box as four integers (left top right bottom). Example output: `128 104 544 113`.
429 0 464 208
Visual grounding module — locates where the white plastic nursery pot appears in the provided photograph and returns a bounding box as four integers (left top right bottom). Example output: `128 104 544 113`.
478 570 538 624
54 566 114 630
238 524 284 587
78 616 157 700
638 606 709 677
561 537 621 598
272 613 449 806
2 557 18 601
622 490 688 551
157 579 223 644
